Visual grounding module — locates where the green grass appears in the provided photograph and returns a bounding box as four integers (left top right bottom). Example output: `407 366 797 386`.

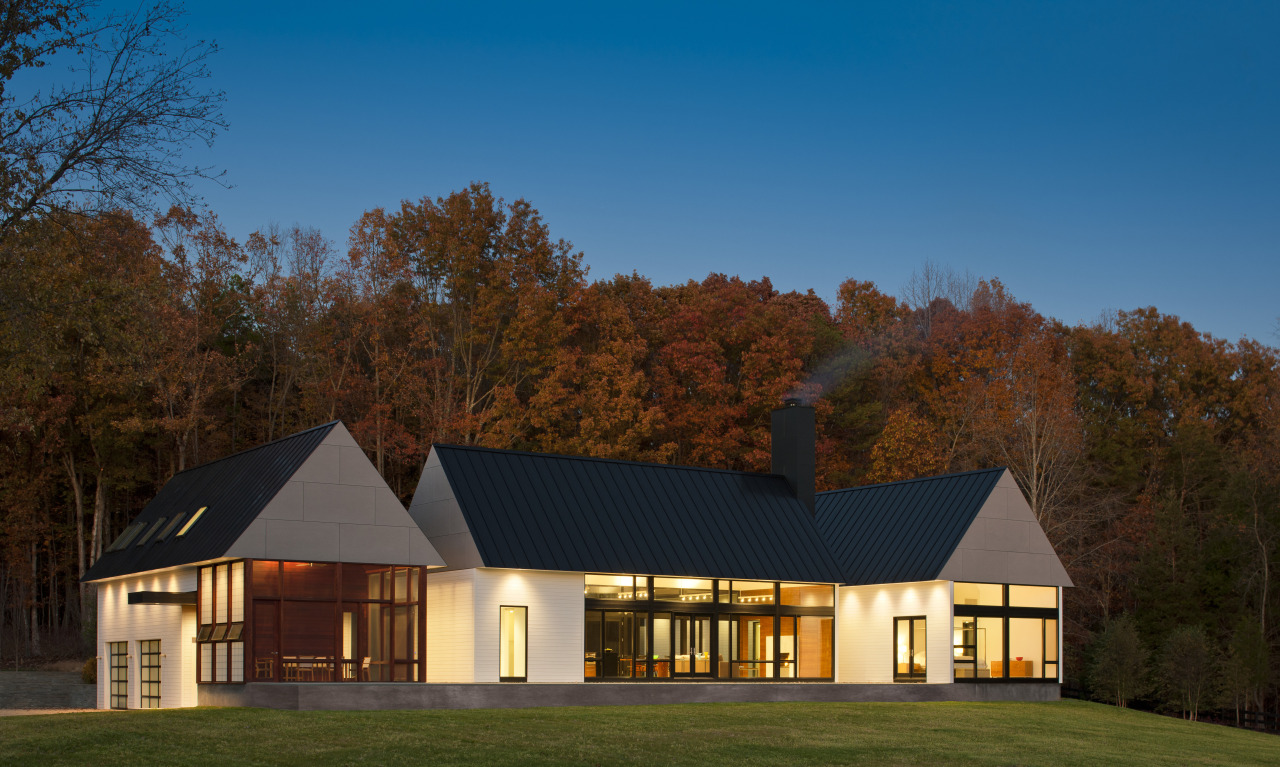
1 700 1276 766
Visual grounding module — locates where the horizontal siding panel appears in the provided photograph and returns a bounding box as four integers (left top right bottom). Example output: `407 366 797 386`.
96 569 198 709
426 570 475 683
473 569 584 684
836 581 952 684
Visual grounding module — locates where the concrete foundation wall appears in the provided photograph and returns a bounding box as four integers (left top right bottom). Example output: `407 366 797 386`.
199 681 1060 710
837 581 952 684
97 569 198 709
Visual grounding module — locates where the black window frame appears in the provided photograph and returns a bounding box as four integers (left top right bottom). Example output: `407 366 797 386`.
139 639 161 709
108 641 128 709
583 575 835 682
952 583 1061 683
499 605 528 683
893 616 927 683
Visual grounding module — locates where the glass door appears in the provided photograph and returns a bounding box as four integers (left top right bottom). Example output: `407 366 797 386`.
673 614 712 677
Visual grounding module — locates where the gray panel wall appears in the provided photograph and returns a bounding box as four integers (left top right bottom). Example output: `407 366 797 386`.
936 470 1074 587
406 451 483 572
225 422 444 567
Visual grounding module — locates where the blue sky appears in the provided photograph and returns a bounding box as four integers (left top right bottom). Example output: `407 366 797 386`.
162 1 1278 341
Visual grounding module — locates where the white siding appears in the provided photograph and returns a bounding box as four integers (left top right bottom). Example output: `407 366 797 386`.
425 569 475 682
836 580 952 684
473 568 583 683
96 568 198 709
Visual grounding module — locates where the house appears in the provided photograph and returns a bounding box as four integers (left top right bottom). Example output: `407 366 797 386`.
83 402 1071 710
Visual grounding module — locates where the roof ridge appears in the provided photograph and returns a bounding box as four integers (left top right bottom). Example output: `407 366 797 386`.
431 443 783 480
817 465 1006 496
170 421 340 478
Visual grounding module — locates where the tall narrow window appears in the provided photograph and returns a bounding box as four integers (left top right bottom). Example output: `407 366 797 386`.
499 606 527 682
139 640 161 708
894 617 927 682
108 642 128 710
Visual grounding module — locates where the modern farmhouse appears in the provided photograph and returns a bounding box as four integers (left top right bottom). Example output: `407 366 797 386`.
82 402 1071 710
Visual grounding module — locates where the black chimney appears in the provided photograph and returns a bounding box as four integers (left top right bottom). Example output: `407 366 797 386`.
771 398 815 514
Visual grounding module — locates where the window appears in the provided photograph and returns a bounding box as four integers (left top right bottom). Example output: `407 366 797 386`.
584 611 638 678
653 577 713 603
953 616 1003 679
500 606 527 682
953 581 1002 606
197 562 245 683
108 641 128 709
582 574 836 682
779 583 834 608
724 615 775 678
248 561 423 684
1009 585 1057 609
139 640 161 708
585 574 634 600
894 617 927 682
1009 617 1058 680
953 583 1061 681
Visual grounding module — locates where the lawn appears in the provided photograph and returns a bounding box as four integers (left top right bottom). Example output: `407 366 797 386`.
1 700 1276 766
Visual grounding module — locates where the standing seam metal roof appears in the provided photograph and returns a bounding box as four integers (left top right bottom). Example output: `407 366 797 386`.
432 444 846 583
81 422 337 582
814 466 1005 585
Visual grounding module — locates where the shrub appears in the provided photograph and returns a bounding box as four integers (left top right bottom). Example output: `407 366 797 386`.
81 657 96 685
1156 625 1216 722
1088 614 1148 708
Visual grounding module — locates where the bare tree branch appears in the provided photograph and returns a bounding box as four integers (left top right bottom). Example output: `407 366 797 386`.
0 1 226 242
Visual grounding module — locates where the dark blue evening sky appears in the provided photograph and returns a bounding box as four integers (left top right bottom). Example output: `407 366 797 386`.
160 2 1279 341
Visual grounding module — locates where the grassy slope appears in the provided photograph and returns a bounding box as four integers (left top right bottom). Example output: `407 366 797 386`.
1 700 1276 766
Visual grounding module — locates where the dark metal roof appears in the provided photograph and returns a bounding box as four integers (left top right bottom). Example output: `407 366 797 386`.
815 467 1005 585
82 422 337 582
432 445 846 583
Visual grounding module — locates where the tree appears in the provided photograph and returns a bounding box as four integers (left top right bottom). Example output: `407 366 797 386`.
1219 618 1269 725
1157 625 1216 721
1088 614 1148 707
391 182 585 447
0 1 225 243
864 408 944 484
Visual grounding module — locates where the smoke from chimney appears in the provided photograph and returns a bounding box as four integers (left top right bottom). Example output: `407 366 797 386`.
784 345 872 405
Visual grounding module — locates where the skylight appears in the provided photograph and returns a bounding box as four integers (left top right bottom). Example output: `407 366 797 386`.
177 506 207 537
156 512 187 542
134 517 167 547
106 523 146 552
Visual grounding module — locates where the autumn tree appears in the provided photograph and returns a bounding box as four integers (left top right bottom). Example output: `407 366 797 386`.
389 182 585 448
0 210 163 648
864 408 945 484
244 223 334 442
521 276 671 461
144 206 252 473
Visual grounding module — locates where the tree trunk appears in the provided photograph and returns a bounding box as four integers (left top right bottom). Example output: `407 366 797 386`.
63 453 88 627
0 563 8 669
91 471 105 566
29 543 40 657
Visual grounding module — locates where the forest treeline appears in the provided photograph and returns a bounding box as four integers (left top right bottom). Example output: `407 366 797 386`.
1 183 1277 715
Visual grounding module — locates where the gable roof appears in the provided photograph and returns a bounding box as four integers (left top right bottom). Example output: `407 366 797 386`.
83 423 337 582
419 444 846 584
815 467 1005 585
